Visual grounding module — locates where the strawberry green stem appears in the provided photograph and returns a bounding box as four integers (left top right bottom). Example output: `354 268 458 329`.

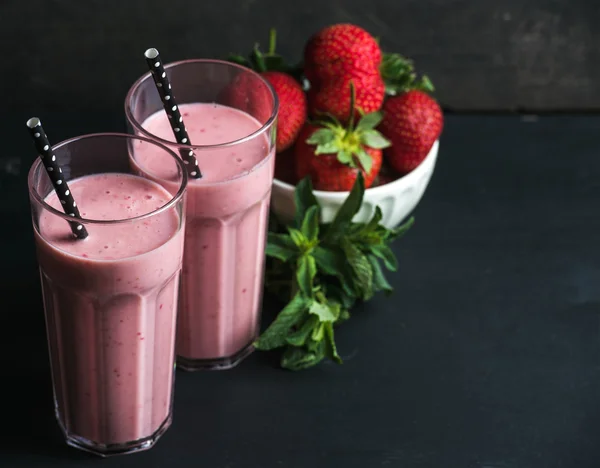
348 81 356 130
269 28 277 55
251 44 267 72
380 53 435 95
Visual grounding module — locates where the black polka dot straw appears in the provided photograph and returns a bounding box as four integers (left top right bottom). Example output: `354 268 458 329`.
27 118 89 240
144 48 202 179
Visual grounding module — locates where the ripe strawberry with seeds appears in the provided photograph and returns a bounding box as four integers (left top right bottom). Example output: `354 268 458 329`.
295 85 390 191
304 23 382 83
303 23 385 122
379 90 443 174
262 71 307 152
308 73 385 123
373 168 398 187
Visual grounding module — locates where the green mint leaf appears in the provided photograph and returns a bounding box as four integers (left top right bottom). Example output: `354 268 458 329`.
306 128 335 146
281 342 326 370
267 232 298 250
306 335 322 353
346 222 365 237
296 254 317 296
254 292 308 350
342 237 374 300
287 227 306 247
324 283 356 311
312 245 345 276
333 271 357 301
337 261 360 298
355 149 373 174
286 316 318 347
300 205 320 242
324 322 342 364
311 322 325 341
370 244 398 272
348 208 388 246
266 243 298 262
267 233 299 261
359 232 384 245
356 111 383 131
338 308 351 322
324 172 365 242
312 246 358 298
329 301 342 320
308 255 317 277
361 131 391 149
294 177 319 229
309 300 338 322
368 254 393 294
359 206 384 235
388 216 415 241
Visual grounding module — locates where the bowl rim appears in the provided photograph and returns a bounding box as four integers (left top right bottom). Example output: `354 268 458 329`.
272 139 439 199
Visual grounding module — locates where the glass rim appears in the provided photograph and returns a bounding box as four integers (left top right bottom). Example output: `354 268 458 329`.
28 132 188 225
124 58 279 150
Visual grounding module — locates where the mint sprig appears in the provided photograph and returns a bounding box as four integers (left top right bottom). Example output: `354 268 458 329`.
256 174 414 370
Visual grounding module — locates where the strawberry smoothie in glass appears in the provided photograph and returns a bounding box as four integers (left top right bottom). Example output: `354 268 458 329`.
126 59 278 370
28 133 187 456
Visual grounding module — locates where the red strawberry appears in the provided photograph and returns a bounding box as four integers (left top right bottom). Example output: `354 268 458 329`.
303 23 384 123
379 90 443 174
261 71 307 152
308 73 385 123
301 140 383 191
295 124 314 182
274 146 297 184
294 109 389 191
374 169 398 187
304 23 382 83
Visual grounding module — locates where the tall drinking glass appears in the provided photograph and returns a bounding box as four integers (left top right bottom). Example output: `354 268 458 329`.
125 60 278 371
28 133 187 456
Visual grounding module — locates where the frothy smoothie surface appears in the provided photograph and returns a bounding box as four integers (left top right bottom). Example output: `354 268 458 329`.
40 173 178 260
136 103 267 183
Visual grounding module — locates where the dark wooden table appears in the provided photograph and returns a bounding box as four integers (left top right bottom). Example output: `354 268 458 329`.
1 113 599 467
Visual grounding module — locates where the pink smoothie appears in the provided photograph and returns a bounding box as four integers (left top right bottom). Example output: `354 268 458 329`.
35 173 184 447
134 103 274 367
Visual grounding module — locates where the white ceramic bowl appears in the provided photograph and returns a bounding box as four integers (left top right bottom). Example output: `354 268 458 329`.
271 140 439 229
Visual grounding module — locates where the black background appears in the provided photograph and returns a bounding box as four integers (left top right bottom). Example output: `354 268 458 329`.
4 112 600 468
1 0 598 112
1 1 600 467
